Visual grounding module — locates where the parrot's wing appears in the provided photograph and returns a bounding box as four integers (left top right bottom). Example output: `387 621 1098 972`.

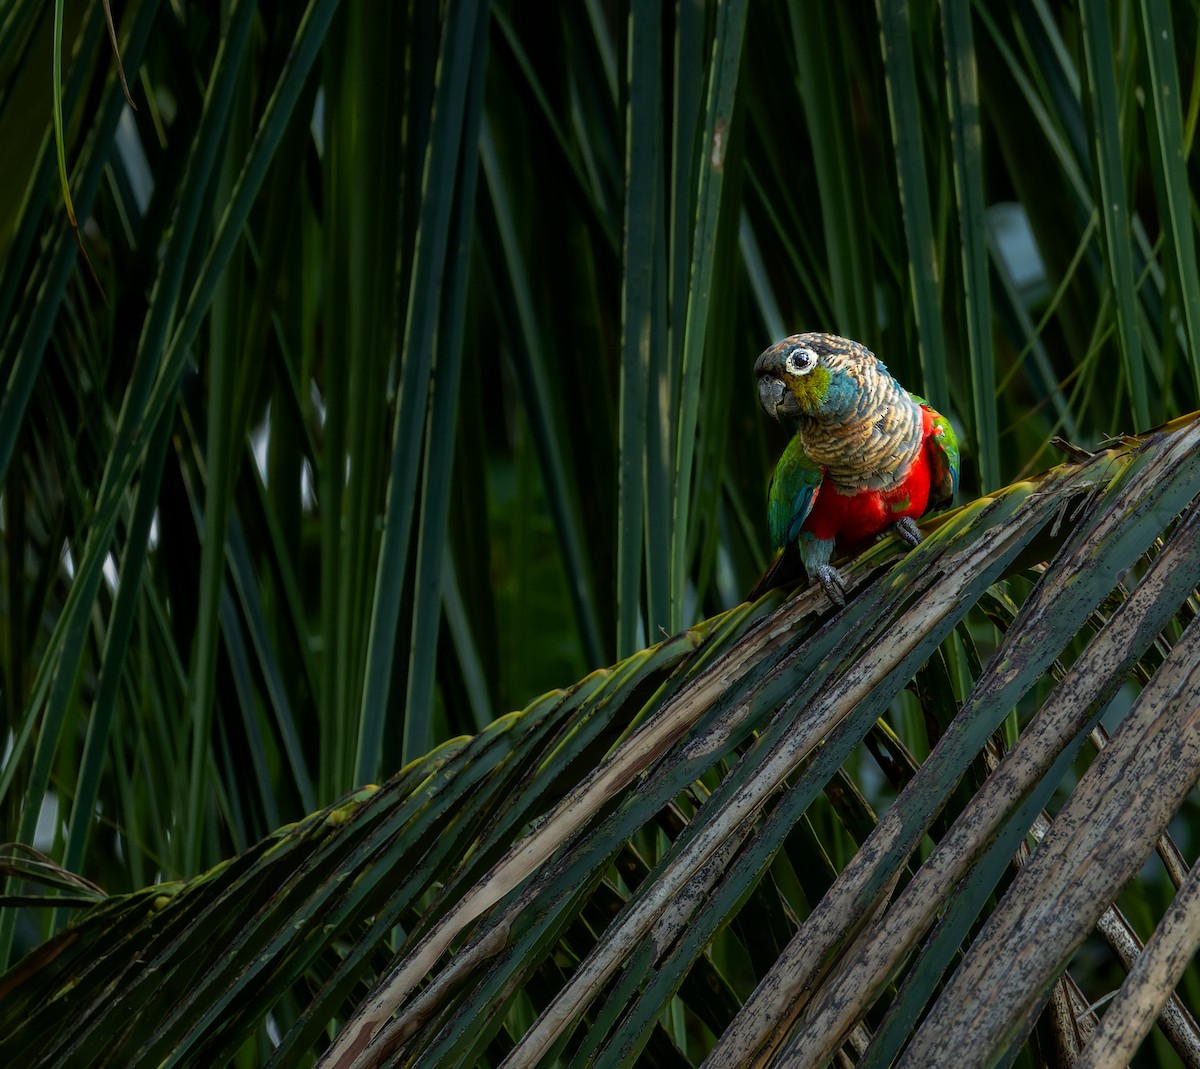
768 434 824 550
910 393 960 508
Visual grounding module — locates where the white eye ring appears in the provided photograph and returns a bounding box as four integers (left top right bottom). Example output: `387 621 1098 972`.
785 346 817 376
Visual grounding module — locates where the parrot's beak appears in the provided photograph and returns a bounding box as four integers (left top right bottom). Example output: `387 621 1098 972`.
755 343 805 419
757 375 787 420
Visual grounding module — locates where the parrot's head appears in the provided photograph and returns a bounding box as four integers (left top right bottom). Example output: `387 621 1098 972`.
754 332 879 422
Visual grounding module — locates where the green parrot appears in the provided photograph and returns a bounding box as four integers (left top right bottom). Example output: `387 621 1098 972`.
754 332 960 604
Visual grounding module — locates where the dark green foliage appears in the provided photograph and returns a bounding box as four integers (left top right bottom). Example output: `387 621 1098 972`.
2 1 1199 1065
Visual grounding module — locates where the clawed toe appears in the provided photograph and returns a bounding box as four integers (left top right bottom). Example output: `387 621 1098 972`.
892 515 923 548
814 564 847 606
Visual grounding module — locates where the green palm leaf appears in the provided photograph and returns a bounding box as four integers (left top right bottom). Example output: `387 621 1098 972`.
4 1 1200 1065
4 415 1200 1066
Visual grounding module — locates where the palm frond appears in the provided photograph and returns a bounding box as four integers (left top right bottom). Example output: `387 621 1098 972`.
3 1 1200 1065
4 415 1199 1066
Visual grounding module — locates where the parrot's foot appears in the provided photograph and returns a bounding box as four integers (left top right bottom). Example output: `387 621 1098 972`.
892 515 924 548
814 564 847 606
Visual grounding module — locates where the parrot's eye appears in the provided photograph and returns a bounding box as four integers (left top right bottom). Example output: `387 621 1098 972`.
784 347 817 376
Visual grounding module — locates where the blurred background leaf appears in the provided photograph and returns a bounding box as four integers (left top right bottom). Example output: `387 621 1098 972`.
1 0 1200 1065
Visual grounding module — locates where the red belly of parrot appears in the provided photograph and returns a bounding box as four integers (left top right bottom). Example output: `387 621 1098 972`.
802 437 934 550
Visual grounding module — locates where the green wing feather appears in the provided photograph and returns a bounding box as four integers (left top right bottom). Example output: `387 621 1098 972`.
767 434 824 550
908 392 960 508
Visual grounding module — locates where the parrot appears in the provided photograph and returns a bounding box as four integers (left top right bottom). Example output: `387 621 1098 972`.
754 331 960 605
